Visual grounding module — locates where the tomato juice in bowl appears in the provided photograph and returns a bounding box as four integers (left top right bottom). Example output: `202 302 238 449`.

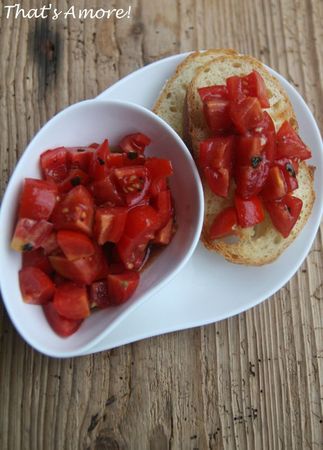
0 100 204 357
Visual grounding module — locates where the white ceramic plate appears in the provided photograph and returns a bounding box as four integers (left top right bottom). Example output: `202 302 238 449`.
79 52 323 355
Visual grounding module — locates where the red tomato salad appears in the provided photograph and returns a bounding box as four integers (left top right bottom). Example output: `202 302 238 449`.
11 133 176 337
197 71 312 239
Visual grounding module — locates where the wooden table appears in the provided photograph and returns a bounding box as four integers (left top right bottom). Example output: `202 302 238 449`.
0 1 322 448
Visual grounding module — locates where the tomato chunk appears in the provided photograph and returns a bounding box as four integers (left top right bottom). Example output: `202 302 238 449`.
149 177 168 197
57 230 95 260
275 158 299 192
40 147 69 183
209 207 238 240
276 121 311 160
235 194 265 228
243 71 270 108
203 98 232 134
57 169 90 194
89 139 110 180
19 267 55 304
198 85 228 102
19 178 58 220
230 97 263 133
153 218 174 245
153 190 172 228
90 175 124 207
226 76 244 101
235 162 269 199
11 218 53 252
41 231 58 255
107 272 140 305
22 249 52 275
51 185 94 235
145 158 173 179
89 281 110 309
67 147 94 171
43 302 83 337
265 195 302 237
114 166 150 207
204 167 230 198
94 207 128 244
53 283 90 320
199 136 234 171
261 166 287 201
119 133 151 155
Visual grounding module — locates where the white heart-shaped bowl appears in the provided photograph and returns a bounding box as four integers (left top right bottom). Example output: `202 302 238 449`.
0 100 204 357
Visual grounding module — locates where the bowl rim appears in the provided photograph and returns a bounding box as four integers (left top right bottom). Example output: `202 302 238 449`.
0 98 204 358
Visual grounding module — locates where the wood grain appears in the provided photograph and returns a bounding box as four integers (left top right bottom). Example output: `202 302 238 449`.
0 0 322 449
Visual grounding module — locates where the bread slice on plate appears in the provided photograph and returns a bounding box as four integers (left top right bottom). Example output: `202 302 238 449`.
186 54 315 265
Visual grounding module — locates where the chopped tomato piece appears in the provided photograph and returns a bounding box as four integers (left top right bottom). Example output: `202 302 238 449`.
203 98 232 134
198 85 228 102
209 207 238 240
265 195 302 238
149 177 168 197
204 167 230 198
261 166 287 201
107 272 140 305
22 249 52 275
67 147 94 171
275 158 299 192
243 71 270 108
199 136 234 171
106 153 126 168
236 136 263 167
253 112 276 163
90 175 124 207
114 166 150 206
89 139 110 180
276 121 311 160
89 281 111 309
153 190 172 228
51 185 94 235
226 76 244 101
153 218 174 245
235 194 265 228
57 169 90 193
57 230 95 260
53 283 90 320
19 267 55 304
11 218 53 252
41 231 58 255
229 97 263 133
40 147 69 183
145 158 173 179
235 162 269 199
119 133 151 155
94 207 128 244
19 178 58 220
43 302 83 337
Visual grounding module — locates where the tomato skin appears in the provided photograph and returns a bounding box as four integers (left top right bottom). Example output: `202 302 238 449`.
22 249 52 275
235 162 269 199
11 218 53 252
40 147 69 183
235 195 265 228
89 281 110 309
265 195 303 238
94 207 128 245
276 121 311 160
107 272 140 305
57 230 95 261
204 167 230 198
261 166 287 201
43 302 83 337
57 169 90 194
226 76 244 101
51 186 94 236
119 133 151 155
229 97 263 133
209 207 238 240
199 136 234 171
19 267 55 304
198 85 228 102
53 283 90 320
203 98 232 134
19 178 58 221
275 158 299 192
145 158 173 179
114 166 151 207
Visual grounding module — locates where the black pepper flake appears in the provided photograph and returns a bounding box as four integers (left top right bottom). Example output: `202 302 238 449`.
22 243 34 252
77 148 86 152
251 156 262 168
127 152 138 160
98 157 105 165
286 162 296 177
70 176 81 187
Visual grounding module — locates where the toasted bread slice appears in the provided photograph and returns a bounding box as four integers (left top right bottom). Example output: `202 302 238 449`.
186 54 315 265
153 49 238 138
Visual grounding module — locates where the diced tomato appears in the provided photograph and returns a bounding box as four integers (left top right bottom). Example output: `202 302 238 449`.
19 267 55 304
57 230 95 260
114 166 150 207
90 175 124 207
22 249 52 275
199 136 234 171
153 218 174 245
226 76 244 101
276 121 311 160
51 186 94 235
235 194 265 228
41 231 59 255
11 218 53 252
243 71 270 108
94 207 128 244
229 97 263 133
43 302 83 337
153 190 172 228
261 166 287 201
252 112 276 163
89 281 110 309
198 85 228 102
145 158 173 179
107 271 140 305
119 133 151 156
106 153 126 168
209 207 238 240
57 169 90 194
204 167 230 198
149 177 168 197
67 147 94 171
275 158 299 192
49 246 108 285
53 283 90 320
235 161 269 199
19 178 58 221
89 139 110 180
236 136 262 167
265 195 303 238
40 147 69 183
203 98 232 134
